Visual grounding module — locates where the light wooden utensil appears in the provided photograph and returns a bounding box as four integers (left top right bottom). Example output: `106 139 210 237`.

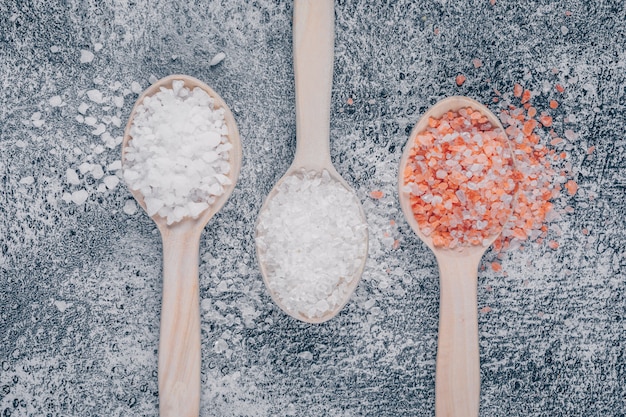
122 74 242 417
398 96 510 417
255 0 368 324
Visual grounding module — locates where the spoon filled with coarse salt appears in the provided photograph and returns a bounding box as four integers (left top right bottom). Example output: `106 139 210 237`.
122 74 241 417
398 96 517 417
255 0 368 324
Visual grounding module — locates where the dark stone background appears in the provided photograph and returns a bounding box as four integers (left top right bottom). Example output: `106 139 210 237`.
0 0 624 416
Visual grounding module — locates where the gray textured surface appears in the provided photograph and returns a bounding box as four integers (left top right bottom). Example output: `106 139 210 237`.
1 0 625 416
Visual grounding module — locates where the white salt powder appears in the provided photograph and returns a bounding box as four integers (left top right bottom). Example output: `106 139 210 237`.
255 170 368 320
123 80 232 225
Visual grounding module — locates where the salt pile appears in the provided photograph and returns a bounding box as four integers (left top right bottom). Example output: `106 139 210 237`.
402 107 517 248
123 80 232 224
256 170 368 320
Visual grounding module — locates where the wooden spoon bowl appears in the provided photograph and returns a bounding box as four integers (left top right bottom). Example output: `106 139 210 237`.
122 74 242 417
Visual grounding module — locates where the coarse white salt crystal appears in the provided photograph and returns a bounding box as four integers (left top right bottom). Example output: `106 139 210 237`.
49 95 63 107
31 112 42 120
103 175 119 189
86 89 103 103
91 124 106 135
78 162 93 174
255 169 367 320
123 199 138 215
32 119 45 128
75 115 84 123
112 96 124 108
84 116 97 126
19 176 34 185
50 45 60 53
123 81 231 225
209 52 226 66
107 160 122 171
93 145 105 154
66 168 80 185
130 81 142 94
71 189 89 205
80 49 94 63
77 102 90 114
94 42 103 52
91 165 104 179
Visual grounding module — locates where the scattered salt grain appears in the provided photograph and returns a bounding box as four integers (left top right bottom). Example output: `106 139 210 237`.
80 49 94 64
103 175 120 190
91 165 104 180
256 169 368 320
84 116 97 126
130 81 142 94
123 199 138 215
50 45 60 53
71 189 89 205
209 52 226 67
19 176 34 185
94 42 103 52
49 95 63 107
123 80 232 225
77 102 90 114
78 162 93 174
112 96 124 108
66 168 80 185
86 89 103 103
107 160 122 171
91 124 106 135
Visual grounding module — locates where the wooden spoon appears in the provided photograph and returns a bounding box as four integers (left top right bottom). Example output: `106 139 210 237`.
255 0 368 324
398 96 511 417
122 74 242 417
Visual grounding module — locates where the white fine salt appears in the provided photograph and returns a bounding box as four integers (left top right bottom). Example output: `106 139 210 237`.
123 80 232 225
255 170 368 320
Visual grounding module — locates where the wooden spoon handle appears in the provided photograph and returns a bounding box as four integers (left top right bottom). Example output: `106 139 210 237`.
435 255 481 417
293 0 335 169
158 227 202 417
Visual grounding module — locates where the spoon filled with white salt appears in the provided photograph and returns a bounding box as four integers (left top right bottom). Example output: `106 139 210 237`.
255 0 368 324
122 75 242 417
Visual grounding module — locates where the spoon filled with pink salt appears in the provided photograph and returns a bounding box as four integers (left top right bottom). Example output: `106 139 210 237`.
398 96 517 417
122 74 242 417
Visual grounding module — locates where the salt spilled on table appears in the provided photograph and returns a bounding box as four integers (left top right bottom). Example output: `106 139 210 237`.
123 80 232 225
256 169 368 320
